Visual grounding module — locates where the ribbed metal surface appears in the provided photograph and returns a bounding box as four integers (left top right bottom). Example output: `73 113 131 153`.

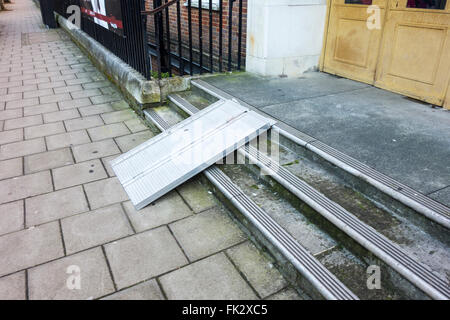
205 166 358 300
243 144 450 300
146 102 358 300
111 99 274 209
169 92 450 300
190 79 450 229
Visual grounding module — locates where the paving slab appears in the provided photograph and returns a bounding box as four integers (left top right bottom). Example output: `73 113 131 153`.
177 180 217 213
0 157 23 180
4 114 42 130
39 93 72 105
101 110 136 124
226 241 287 298
122 191 192 232
114 130 154 153
87 123 130 141
0 221 64 277
0 201 24 236
159 253 258 300
71 139 120 163
23 102 59 116
78 103 114 117
52 159 107 190
124 118 148 133
58 98 92 110
71 88 102 99
5 97 39 109
61 204 133 254
0 271 26 300
169 207 246 261
0 171 53 204
45 130 91 150
64 115 103 131
53 85 83 95
90 94 122 105
0 109 23 121
102 279 164 300
43 109 80 123
23 88 54 99
82 81 111 90
83 177 128 209
25 186 89 226
104 226 188 289
0 138 46 160
24 121 66 139
24 148 73 174
28 247 114 300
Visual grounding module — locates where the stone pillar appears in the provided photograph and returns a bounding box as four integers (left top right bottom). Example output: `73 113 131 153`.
246 0 327 77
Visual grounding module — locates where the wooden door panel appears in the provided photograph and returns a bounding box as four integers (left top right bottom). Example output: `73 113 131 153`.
323 0 387 84
334 18 372 68
375 3 450 105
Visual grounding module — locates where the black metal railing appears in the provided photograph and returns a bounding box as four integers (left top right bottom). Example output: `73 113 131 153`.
52 0 245 80
144 0 246 79
54 0 151 79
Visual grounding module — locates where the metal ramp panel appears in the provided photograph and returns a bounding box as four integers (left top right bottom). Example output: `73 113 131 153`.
111 99 275 209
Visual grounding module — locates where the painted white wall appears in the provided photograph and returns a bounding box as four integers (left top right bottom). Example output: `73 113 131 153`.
246 0 327 77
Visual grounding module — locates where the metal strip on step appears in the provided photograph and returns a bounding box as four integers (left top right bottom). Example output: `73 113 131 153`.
168 92 450 300
111 99 275 209
190 79 450 230
144 105 358 300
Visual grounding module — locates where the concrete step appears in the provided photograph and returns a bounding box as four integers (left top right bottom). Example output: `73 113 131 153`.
143 105 359 300
163 90 450 300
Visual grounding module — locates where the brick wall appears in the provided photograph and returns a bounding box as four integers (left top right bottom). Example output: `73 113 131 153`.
145 0 247 74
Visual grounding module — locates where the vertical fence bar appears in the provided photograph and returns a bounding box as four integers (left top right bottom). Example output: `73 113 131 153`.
141 0 151 79
219 0 223 72
198 0 203 74
188 0 193 75
154 0 163 78
237 0 243 70
209 0 213 72
164 0 172 76
227 0 233 71
176 0 184 75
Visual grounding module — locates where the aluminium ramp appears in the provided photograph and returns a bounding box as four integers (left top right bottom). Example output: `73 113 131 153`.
111 99 276 210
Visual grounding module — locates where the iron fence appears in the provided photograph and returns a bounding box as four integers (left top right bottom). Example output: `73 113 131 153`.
144 0 246 79
52 0 246 80
54 0 151 79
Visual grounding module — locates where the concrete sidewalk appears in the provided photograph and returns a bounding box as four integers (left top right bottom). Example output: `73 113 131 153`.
203 72 450 207
0 0 298 300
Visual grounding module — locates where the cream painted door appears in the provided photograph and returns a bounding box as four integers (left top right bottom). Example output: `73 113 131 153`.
375 0 450 106
322 0 388 84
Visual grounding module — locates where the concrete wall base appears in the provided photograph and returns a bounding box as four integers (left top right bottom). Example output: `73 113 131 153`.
56 14 193 112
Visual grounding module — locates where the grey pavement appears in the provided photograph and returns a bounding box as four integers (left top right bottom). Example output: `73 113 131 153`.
0 0 299 300
204 72 450 204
